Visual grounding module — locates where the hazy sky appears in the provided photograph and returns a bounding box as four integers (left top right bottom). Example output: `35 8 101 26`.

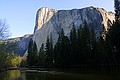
0 0 114 38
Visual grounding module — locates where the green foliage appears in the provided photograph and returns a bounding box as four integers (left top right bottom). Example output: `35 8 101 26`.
38 43 46 67
105 0 120 64
54 29 70 67
0 42 21 69
45 35 54 67
27 39 33 67
26 20 120 68
27 39 38 67
8 52 21 67
20 53 28 67
0 52 21 69
32 41 38 66
70 24 78 65
0 42 17 53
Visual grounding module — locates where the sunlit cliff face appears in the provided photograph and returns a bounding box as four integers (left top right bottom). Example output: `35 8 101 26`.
33 7 115 50
34 7 57 33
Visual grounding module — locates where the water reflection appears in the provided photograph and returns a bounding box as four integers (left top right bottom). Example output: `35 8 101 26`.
0 70 24 80
0 70 120 80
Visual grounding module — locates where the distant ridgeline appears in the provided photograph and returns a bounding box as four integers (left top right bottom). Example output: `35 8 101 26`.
0 34 32 56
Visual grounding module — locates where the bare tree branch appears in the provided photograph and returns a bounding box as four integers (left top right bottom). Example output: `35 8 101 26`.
0 19 11 40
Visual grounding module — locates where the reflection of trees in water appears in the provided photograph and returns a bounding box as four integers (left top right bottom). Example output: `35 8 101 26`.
0 70 25 80
1 70 53 80
0 70 120 80
7 70 20 80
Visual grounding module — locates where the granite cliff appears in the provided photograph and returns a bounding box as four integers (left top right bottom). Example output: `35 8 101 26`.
33 6 115 50
1 6 115 55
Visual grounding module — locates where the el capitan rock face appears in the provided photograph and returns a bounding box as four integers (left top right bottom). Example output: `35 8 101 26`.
33 6 115 50
1 6 115 56
34 7 57 33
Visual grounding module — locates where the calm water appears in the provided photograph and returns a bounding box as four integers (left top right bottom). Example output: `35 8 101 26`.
0 69 120 80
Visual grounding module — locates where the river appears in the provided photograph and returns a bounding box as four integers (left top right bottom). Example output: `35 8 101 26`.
0 69 120 80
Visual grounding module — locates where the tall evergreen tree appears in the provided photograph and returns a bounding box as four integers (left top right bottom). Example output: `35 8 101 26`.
54 28 70 67
77 25 84 65
49 34 54 67
106 0 120 64
38 43 46 67
32 41 38 66
70 23 78 65
45 36 50 67
82 21 91 64
54 29 64 67
27 39 33 67
27 39 38 67
45 35 53 67
90 28 97 65
61 35 70 67
54 35 62 67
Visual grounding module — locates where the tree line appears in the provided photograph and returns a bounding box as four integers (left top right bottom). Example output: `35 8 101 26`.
27 0 120 68
27 20 120 68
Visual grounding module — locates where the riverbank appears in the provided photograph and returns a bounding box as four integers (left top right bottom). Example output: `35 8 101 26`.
1 69 120 80
1 65 120 75
19 66 120 75
0 67 19 72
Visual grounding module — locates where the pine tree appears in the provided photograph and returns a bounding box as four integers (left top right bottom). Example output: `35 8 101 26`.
61 36 70 66
27 39 38 67
90 28 97 65
38 43 46 67
49 34 54 67
45 35 53 67
27 39 33 67
45 36 50 67
106 0 120 64
95 36 105 66
54 28 70 67
77 25 84 65
32 41 38 66
70 23 78 65
54 36 61 67
82 20 91 64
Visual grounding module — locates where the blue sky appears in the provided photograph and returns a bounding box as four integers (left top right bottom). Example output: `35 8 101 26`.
0 0 114 38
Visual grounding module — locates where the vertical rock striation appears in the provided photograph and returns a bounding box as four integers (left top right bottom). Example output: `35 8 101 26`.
34 7 57 33
33 6 115 50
